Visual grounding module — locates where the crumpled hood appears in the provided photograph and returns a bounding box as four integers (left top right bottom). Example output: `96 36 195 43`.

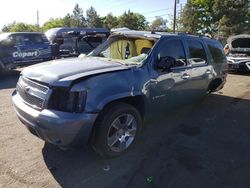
22 57 129 87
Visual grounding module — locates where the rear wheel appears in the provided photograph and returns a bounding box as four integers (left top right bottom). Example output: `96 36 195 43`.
92 103 142 158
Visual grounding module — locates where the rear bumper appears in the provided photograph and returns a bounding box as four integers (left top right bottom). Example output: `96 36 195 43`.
12 91 98 147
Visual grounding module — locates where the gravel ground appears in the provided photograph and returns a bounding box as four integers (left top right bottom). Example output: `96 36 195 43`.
0 70 250 188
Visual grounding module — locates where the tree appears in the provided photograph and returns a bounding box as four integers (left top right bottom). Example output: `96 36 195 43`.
212 0 250 37
118 10 147 30
1 22 16 32
1 22 40 32
42 18 65 31
72 4 86 27
150 17 168 31
63 13 77 27
102 13 118 29
180 0 214 34
86 6 103 28
180 0 250 38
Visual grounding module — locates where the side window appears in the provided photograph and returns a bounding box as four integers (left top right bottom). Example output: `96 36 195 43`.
206 40 226 64
187 40 207 65
158 39 187 68
23 34 44 45
15 35 25 46
60 38 75 51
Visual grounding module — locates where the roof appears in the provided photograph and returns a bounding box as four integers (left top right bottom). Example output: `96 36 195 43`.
8 32 43 35
111 29 211 40
45 27 109 36
0 32 44 41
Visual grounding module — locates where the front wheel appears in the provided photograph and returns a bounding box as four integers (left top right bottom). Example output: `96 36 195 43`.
92 103 142 158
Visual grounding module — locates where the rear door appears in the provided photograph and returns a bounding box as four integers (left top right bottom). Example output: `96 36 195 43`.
184 38 211 98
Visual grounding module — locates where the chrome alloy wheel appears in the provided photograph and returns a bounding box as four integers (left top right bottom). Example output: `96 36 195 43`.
107 113 137 152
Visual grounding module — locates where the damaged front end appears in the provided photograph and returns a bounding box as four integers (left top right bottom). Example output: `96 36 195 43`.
226 34 250 72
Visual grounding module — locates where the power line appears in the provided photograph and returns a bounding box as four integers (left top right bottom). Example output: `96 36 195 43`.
146 13 173 20
141 8 173 15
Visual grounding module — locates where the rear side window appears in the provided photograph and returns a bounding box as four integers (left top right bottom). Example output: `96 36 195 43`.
206 40 226 64
187 40 207 65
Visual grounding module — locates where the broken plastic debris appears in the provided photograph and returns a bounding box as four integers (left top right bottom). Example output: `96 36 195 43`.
146 176 153 184
103 164 111 171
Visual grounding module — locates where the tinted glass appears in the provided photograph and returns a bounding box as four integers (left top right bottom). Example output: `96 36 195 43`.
159 39 186 67
79 37 103 54
60 38 74 51
15 35 25 46
187 40 207 65
21 34 45 45
206 40 226 64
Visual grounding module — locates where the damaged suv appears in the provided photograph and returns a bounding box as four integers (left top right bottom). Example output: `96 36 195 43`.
12 30 227 157
226 34 250 72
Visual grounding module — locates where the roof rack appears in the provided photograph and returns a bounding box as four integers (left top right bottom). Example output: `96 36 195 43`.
110 27 130 33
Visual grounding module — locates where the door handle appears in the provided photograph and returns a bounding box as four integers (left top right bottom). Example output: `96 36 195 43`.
205 69 212 74
181 73 190 80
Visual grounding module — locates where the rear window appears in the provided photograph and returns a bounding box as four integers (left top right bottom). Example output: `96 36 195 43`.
206 40 226 64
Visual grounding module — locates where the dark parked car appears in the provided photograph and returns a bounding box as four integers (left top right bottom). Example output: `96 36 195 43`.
12 30 228 157
45 27 110 58
0 32 52 70
226 34 250 72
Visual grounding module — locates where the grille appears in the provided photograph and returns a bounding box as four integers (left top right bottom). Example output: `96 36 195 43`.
17 76 49 110
20 77 49 93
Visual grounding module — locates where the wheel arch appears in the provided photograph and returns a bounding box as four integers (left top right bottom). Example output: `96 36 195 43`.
89 95 145 145
207 78 223 92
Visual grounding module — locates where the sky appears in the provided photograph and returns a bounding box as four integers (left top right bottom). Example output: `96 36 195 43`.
0 0 186 29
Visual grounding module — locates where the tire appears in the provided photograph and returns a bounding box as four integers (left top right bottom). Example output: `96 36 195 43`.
92 103 142 158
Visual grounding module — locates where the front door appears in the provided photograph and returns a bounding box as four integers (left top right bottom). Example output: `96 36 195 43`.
145 37 193 115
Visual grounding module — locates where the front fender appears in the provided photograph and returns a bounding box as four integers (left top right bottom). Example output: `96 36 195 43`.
73 69 145 113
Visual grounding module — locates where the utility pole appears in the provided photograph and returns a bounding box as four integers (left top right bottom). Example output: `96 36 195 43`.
37 9 40 27
173 0 177 33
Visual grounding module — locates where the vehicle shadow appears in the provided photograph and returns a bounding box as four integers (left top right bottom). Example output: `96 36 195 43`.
0 70 20 89
42 93 250 188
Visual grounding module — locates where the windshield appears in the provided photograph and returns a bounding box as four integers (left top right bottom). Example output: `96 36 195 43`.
90 36 155 65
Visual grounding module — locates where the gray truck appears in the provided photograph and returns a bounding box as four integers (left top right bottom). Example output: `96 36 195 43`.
12 30 228 157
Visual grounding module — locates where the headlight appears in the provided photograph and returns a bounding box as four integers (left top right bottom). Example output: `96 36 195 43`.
49 89 87 113
67 91 87 112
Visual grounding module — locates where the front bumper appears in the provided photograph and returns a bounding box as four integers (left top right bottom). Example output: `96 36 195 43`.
12 91 98 147
228 62 250 72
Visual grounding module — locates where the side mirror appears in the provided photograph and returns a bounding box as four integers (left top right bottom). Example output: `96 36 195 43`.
157 56 176 72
